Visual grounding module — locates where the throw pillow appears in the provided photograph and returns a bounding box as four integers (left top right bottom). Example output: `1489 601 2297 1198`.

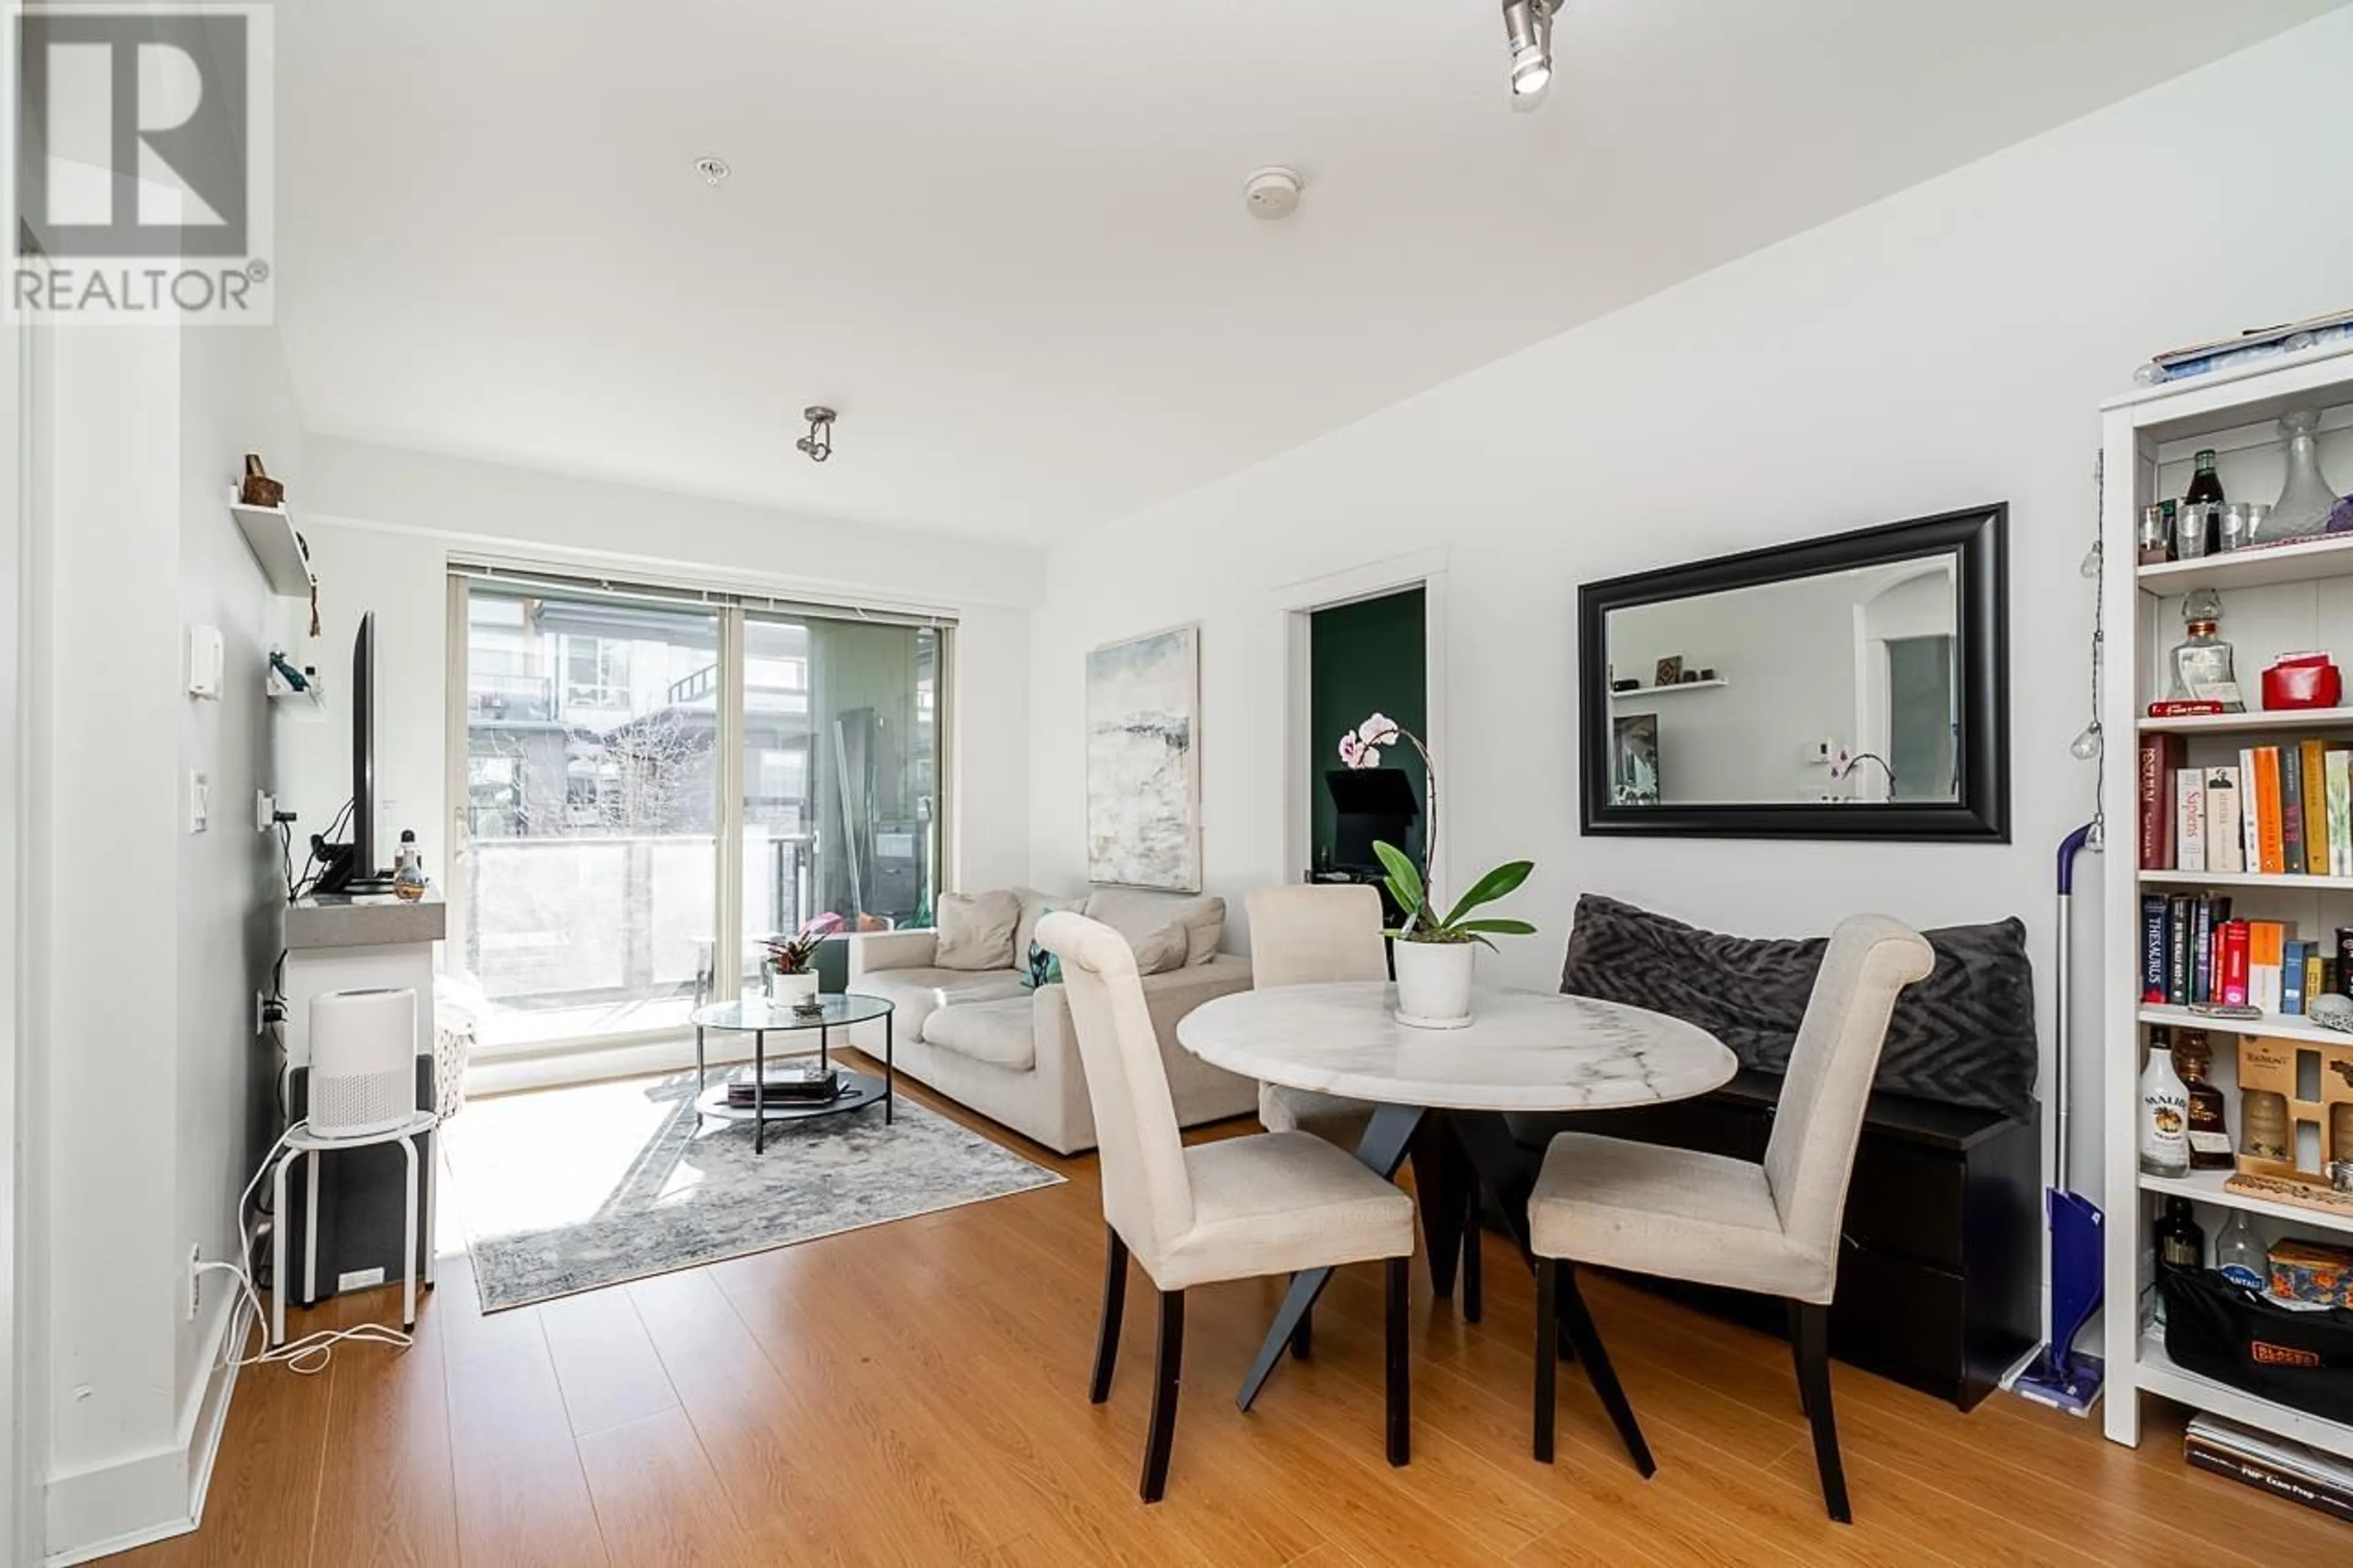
1021 941 1063 991
1082 888 1227 966
1131 921 1191 977
1556 893 2037 1121
1013 889 1083 970
934 889 1021 971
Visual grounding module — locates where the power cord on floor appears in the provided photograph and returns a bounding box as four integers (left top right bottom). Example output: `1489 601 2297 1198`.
202 1127 417 1376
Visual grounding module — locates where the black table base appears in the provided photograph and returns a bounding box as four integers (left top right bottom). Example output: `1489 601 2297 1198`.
1234 1102 1563 1411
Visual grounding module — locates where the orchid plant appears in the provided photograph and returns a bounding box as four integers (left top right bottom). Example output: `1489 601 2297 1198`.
762 912 845 975
1339 713 1536 947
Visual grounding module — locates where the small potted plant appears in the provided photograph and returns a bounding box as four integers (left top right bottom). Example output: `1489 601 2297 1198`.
1340 713 1536 1026
761 915 840 1015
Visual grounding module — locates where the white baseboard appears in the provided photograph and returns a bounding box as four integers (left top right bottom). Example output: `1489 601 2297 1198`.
42 1286 246 1566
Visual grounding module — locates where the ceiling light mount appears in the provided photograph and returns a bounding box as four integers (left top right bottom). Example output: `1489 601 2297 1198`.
695 154 731 186
1502 0 1556 100
796 405 836 463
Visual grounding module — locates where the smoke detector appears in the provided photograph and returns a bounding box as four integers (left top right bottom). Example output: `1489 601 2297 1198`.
1243 167 1303 221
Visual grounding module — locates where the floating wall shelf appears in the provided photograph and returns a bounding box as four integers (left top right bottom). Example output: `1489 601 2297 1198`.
229 491 316 597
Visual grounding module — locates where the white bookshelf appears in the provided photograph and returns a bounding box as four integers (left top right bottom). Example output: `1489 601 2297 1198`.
2099 338 2353 1462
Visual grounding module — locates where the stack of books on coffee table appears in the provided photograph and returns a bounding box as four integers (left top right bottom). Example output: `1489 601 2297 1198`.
726 1062 842 1108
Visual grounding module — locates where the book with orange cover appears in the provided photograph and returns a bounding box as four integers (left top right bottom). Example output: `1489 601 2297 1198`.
2254 747 2286 874
2304 739 2332 875
2249 919 2287 1012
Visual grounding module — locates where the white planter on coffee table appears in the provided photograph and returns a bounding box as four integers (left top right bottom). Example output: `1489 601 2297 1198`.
770 969 820 1010
1393 939 1474 1028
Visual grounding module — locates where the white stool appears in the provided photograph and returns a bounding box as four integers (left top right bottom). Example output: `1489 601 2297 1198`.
270 1109 439 1348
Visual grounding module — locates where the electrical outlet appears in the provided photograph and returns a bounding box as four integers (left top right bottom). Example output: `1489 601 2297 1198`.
186 1243 202 1321
188 770 210 833
254 789 276 831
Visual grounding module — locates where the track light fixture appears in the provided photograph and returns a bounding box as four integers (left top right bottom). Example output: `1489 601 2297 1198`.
796 405 835 463
1502 0 1556 99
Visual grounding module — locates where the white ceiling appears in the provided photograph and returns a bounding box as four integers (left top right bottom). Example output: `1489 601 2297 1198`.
275 1 2342 545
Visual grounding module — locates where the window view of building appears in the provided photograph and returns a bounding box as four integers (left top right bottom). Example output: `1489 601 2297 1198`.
458 585 941 1050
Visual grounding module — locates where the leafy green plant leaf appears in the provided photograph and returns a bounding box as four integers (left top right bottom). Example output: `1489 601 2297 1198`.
1453 917 1537 936
1371 840 1425 917
1439 860 1534 927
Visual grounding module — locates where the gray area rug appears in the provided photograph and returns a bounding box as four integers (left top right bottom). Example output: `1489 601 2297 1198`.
444 1072 1063 1311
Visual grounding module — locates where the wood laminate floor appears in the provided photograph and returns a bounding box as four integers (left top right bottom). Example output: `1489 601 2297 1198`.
119 1063 2344 1566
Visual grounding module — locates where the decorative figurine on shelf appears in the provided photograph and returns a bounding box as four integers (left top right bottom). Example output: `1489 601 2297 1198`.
2168 588 2244 711
392 830 428 902
2267 409 2342 541
238 453 284 509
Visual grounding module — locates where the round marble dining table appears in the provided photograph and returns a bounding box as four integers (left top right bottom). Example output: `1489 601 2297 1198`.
1176 980 1737 1409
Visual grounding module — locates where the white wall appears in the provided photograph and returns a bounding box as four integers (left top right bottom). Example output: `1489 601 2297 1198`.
24 312 301 1559
1030 11 2353 1200
275 439 1042 904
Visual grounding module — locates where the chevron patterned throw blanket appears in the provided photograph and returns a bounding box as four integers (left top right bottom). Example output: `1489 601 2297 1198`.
1558 895 2037 1122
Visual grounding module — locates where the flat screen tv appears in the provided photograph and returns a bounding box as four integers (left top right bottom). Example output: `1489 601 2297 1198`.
311 612 391 895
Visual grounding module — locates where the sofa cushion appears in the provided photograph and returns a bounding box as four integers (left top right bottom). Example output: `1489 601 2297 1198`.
1083 888 1226 966
1558 894 2035 1121
1014 889 1085 972
935 890 1021 971
920 995 1037 1071
859 966 1029 1045
1131 921 1191 975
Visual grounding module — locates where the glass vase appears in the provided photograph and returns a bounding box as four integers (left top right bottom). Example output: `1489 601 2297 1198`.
2266 408 2342 541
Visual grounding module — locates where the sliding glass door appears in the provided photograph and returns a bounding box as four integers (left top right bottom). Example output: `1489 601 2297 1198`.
452 574 945 1056
734 615 938 990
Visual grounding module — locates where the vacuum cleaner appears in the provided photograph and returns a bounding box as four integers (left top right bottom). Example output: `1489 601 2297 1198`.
2008 820 2105 1415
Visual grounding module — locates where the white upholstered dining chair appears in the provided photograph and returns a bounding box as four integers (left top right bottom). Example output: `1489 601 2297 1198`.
1038 911 1418 1502
1248 884 1389 1141
1525 914 1934 1523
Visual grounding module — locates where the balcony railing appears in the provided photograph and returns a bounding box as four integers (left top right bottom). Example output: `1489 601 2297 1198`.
468 672 555 722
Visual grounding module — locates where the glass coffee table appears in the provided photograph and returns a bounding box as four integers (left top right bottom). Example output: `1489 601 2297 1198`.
690 993 895 1153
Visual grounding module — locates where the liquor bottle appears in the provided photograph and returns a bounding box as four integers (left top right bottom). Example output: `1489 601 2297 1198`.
2215 1210 2265 1290
2156 1196 2205 1270
2140 1042 2192 1177
2170 1030 2234 1171
2186 449 2228 554
2168 588 2243 711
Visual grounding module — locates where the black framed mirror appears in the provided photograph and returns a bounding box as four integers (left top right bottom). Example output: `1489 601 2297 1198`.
1578 504 2009 842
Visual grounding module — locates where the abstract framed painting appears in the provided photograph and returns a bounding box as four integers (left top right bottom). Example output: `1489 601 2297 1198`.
1085 624 1201 890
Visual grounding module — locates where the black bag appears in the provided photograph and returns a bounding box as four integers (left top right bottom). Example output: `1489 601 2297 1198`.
2160 1263 2353 1425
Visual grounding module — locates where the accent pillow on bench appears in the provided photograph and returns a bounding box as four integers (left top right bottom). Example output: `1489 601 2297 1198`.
1558 894 2037 1121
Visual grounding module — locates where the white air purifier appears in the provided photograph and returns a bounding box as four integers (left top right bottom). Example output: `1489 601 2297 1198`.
309 987 419 1138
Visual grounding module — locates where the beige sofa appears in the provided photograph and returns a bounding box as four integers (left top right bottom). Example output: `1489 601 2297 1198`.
847 887 1257 1154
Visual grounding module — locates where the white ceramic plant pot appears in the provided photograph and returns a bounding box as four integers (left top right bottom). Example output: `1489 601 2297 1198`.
770 969 820 1009
1393 939 1475 1028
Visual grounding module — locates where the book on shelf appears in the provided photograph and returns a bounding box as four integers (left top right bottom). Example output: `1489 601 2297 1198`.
2250 920 2287 1014
2140 733 2185 870
2220 918 2251 1007
2303 740 2331 874
2175 772 2208 874
2284 939 2309 1015
2143 740 2353 878
2332 750 2353 877
2254 747 2287 874
2281 744 2308 875
2206 766 2244 874
2191 897 2216 1005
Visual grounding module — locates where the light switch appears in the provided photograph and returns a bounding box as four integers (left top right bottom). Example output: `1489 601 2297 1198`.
186 625 225 699
188 770 210 833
